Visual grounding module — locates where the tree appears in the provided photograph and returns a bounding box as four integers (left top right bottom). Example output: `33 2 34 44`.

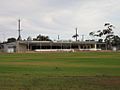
89 23 119 50
111 35 120 46
105 35 120 46
72 28 79 41
89 23 114 37
27 36 32 41
7 38 16 43
98 39 103 43
72 34 79 41
33 34 52 41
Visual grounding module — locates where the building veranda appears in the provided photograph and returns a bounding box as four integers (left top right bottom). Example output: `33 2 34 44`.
0 40 106 53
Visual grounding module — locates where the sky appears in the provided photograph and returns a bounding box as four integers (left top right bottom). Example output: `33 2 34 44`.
0 0 120 41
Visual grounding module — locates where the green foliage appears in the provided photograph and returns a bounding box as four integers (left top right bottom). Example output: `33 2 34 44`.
72 28 79 41
7 37 16 43
89 23 114 37
105 35 120 46
89 23 120 49
33 34 52 41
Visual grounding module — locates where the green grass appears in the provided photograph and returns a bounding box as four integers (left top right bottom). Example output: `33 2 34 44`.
0 52 120 90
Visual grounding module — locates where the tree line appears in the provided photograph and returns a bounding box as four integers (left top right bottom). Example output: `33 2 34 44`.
5 34 51 43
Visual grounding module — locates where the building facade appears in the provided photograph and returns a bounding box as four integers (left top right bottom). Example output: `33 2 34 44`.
0 41 107 53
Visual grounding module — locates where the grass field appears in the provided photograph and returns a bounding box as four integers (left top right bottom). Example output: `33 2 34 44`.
0 52 120 90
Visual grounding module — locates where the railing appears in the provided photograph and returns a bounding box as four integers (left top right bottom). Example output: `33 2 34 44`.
35 49 75 52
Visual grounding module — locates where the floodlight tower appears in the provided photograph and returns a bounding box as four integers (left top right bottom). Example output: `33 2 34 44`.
17 19 22 41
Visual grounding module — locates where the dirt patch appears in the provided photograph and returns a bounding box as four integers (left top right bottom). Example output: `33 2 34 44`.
97 77 120 86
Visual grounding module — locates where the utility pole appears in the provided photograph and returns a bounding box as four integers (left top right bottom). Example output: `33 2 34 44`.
81 35 84 41
72 27 79 41
17 19 22 41
75 28 78 41
58 35 60 41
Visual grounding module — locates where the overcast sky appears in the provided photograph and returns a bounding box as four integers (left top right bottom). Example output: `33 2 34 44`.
0 0 120 41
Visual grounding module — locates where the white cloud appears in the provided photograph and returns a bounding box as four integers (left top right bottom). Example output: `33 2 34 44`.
0 0 120 41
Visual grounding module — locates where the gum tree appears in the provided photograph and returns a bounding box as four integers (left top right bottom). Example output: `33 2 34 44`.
89 23 120 50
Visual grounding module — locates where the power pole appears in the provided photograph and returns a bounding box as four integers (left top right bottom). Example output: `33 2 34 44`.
58 35 60 41
17 19 22 41
75 28 78 41
81 35 84 41
72 27 79 41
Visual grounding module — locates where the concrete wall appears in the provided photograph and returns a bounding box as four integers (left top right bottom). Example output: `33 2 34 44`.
16 42 27 53
2 42 16 53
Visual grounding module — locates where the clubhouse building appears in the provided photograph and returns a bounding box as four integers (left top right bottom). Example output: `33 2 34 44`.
0 40 106 53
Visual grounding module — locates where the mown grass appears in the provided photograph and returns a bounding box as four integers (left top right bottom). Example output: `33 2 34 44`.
0 52 120 90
